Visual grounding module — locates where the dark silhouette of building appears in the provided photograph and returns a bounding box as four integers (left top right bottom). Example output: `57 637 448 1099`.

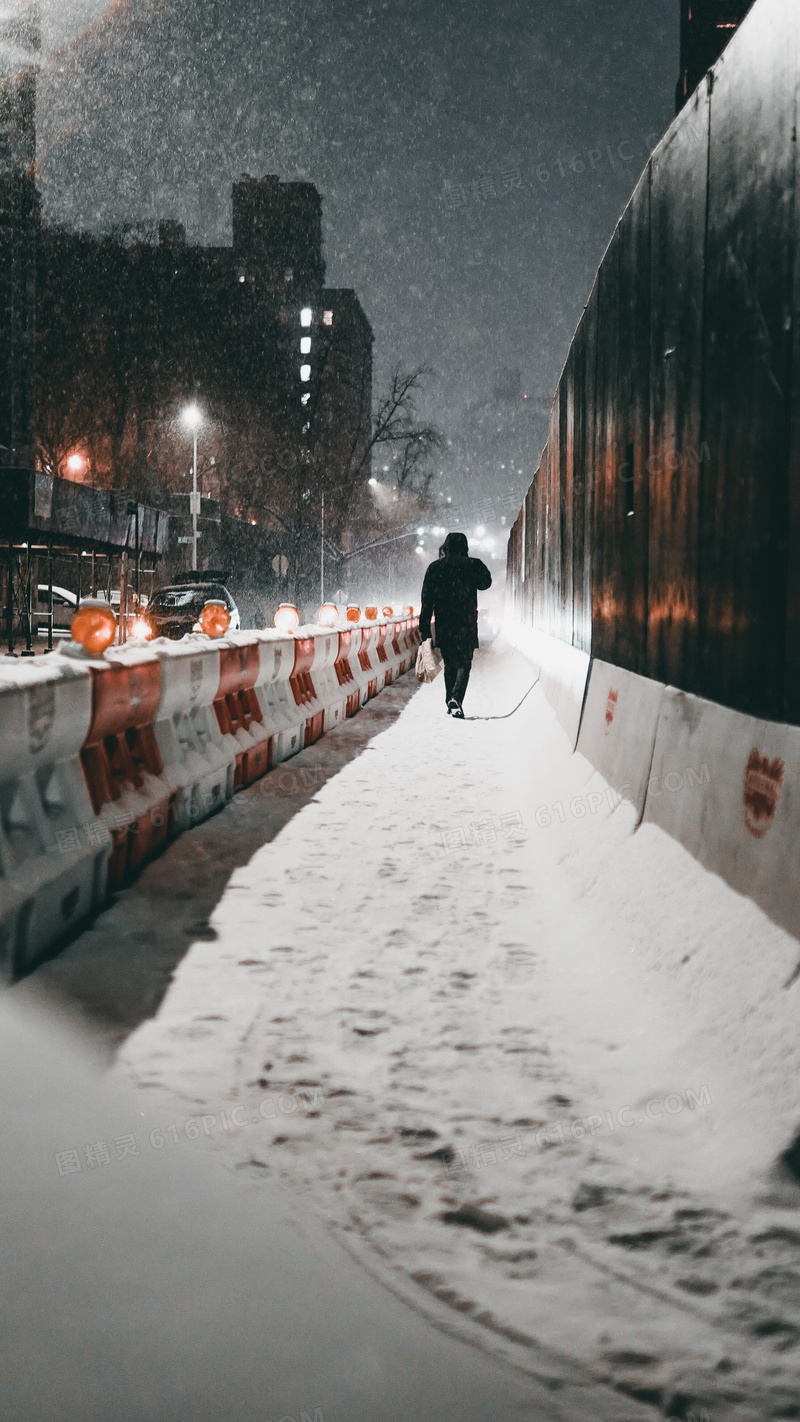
676 0 755 111
36 175 373 556
0 1 40 471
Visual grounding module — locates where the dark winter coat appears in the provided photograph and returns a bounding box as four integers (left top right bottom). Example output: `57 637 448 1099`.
418 532 492 660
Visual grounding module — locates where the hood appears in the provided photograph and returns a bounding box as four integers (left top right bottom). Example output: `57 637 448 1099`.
442 531 469 558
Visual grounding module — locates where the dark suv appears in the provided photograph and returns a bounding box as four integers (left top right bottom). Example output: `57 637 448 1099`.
143 582 241 640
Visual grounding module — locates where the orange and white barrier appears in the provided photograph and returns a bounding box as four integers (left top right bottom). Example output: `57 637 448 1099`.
149 637 234 833
0 610 418 979
79 646 177 885
0 658 110 981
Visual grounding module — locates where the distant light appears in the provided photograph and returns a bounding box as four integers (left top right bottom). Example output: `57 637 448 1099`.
475 525 485 536
129 617 153 642
432 525 445 536
300 364 311 381
368 477 378 487
447 497 452 503
301 393 311 405
238 275 246 283
66 453 86 474
415 545 425 555
300 336 311 354
323 310 333 325
416 526 425 535
300 307 312 327
181 402 202 430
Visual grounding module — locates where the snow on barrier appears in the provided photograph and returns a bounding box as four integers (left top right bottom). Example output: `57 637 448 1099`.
503 621 590 749
0 658 110 982
576 660 665 820
643 687 800 944
0 613 418 979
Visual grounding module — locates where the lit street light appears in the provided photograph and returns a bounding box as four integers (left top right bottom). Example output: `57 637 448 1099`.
181 402 203 570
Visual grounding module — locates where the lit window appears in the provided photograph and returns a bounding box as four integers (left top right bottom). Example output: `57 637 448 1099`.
301 392 311 405
300 307 312 327
300 336 311 354
300 364 311 381
238 274 246 283
284 268 293 281
323 310 333 326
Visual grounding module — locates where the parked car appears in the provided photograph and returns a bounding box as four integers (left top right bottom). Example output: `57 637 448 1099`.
141 582 241 640
35 584 77 638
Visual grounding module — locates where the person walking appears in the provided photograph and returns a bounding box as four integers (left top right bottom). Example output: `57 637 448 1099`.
418 531 492 717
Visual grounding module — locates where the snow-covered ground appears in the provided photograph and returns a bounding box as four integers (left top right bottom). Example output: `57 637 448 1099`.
22 639 800 1418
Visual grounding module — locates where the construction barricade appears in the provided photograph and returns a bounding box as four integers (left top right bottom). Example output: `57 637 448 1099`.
0 610 419 979
77 644 178 886
250 630 306 765
148 636 234 833
0 657 110 981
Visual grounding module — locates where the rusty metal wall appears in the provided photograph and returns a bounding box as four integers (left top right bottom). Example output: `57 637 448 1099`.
507 0 800 722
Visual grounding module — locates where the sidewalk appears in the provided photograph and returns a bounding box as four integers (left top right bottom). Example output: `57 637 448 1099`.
17 639 800 1417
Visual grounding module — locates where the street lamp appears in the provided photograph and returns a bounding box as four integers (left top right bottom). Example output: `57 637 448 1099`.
181 402 203 570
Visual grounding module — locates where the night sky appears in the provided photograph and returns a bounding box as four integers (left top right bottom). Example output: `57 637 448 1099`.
38 0 677 509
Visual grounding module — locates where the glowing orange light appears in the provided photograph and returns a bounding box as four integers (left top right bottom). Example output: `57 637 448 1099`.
66 452 86 474
70 599 117 654
364 606 378 621
199 600 230 638
345 605 361 623
317 602 339 627
130 617 153 641
274 603 300 633
403 605 414 616
382 605 393 617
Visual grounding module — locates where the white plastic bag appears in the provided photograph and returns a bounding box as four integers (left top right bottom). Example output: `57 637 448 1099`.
415 638 442 683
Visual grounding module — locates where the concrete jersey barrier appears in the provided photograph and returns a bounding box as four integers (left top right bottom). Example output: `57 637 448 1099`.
577 659 665 820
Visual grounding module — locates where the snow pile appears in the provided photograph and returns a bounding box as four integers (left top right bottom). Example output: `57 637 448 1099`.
115 639 800 1418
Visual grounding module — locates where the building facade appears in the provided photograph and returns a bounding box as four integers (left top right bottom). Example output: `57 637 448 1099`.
36 175 374 583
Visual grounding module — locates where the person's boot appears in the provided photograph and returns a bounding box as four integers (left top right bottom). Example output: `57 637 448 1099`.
447 697 464 719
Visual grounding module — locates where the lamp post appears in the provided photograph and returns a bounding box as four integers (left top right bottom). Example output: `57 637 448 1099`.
181 402 203 571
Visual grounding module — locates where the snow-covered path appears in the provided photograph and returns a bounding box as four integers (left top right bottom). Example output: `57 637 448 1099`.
27 640 800 1417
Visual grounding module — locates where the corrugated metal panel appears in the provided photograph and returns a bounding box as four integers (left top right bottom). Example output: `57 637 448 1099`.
700 1 798 717
505 0 800 724
648 80 710 692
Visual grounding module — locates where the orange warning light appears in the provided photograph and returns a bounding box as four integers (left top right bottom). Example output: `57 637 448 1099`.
345 605 361 623
199 600 230 638
274 603 301 633
317 602 339 627
70 599 117 655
